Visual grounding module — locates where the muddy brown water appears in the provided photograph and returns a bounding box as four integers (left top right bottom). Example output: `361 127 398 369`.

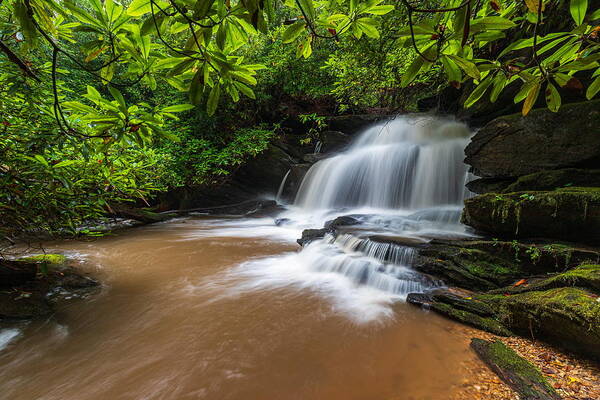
0 217 485 400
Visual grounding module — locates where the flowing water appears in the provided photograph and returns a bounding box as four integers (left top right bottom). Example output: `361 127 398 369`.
0 116 484 400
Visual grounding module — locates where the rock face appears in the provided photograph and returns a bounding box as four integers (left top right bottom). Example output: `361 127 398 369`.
467 168 600 195
464 100 600 179
462 188 600 243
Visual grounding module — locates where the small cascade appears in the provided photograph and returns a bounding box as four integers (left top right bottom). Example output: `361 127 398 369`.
333 234 417 265
275 169 291 202
314 140 323 154
298 234 439 296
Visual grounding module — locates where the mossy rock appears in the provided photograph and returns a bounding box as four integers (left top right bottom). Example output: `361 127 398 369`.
480 287 600 359
408 289 512 336
411 239 600 290
471 339 560 400
18 254 67 265
504 169 600 193
491 264 600 295
462 188 600 243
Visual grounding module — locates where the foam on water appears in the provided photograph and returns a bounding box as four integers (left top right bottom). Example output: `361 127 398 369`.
0 328 21 352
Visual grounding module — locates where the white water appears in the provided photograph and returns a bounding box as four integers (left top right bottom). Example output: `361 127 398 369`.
216 115 475 321
295 116 471 210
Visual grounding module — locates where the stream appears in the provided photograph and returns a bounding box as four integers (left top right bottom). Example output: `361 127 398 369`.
0 116 487 400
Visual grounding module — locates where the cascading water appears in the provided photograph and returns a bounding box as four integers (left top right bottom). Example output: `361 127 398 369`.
269 115 474 305
294 116 472 210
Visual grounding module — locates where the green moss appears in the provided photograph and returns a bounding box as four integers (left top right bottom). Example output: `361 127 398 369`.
19 254 67 265
431 302 512 336
471 339 559 398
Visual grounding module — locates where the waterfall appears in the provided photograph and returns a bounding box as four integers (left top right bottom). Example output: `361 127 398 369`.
294 116 472 211
235 115 474 315
275 169 291 202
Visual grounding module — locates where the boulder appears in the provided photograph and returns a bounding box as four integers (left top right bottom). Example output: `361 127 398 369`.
462 188 600 243
481 287 600 359
464 100 600 179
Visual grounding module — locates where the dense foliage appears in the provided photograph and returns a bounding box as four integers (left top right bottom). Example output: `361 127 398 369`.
1 0 599 240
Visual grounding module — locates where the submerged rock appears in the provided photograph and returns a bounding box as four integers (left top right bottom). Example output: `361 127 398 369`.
464 100 600 179
0 256 99 321
470 339 561 400
462 188 600 243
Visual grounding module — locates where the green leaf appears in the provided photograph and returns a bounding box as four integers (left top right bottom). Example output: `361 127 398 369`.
207 84 221 116
489 74 508 103
522 81 541 116
234 81 256 99
446 55 480 80
464 77 493 108
366 5 394 15
401 56 425 87
569 0 588 25
586 75 600 100
440 55 462 83
161 104 195 113
189 68 204 105
545 82 561 112
282 21 306 43
108 86 127 113
355 18 380 39
127 0 151 16
297 0 316 20
470 16 516 32
53 160 76 168
194 0 215 19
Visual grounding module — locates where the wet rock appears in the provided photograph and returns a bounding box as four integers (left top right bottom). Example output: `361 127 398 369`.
408 288 511 336
319 130 351 153
0 255 99 321
302 153 329 164
0 260 37 288
297 228 327 246
0 291 53 319
464 100 600 179
470 339 561 400
324 215 361 230
325 114 389 135
466 178 515 194
462 188 600 243
275 218 291 226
